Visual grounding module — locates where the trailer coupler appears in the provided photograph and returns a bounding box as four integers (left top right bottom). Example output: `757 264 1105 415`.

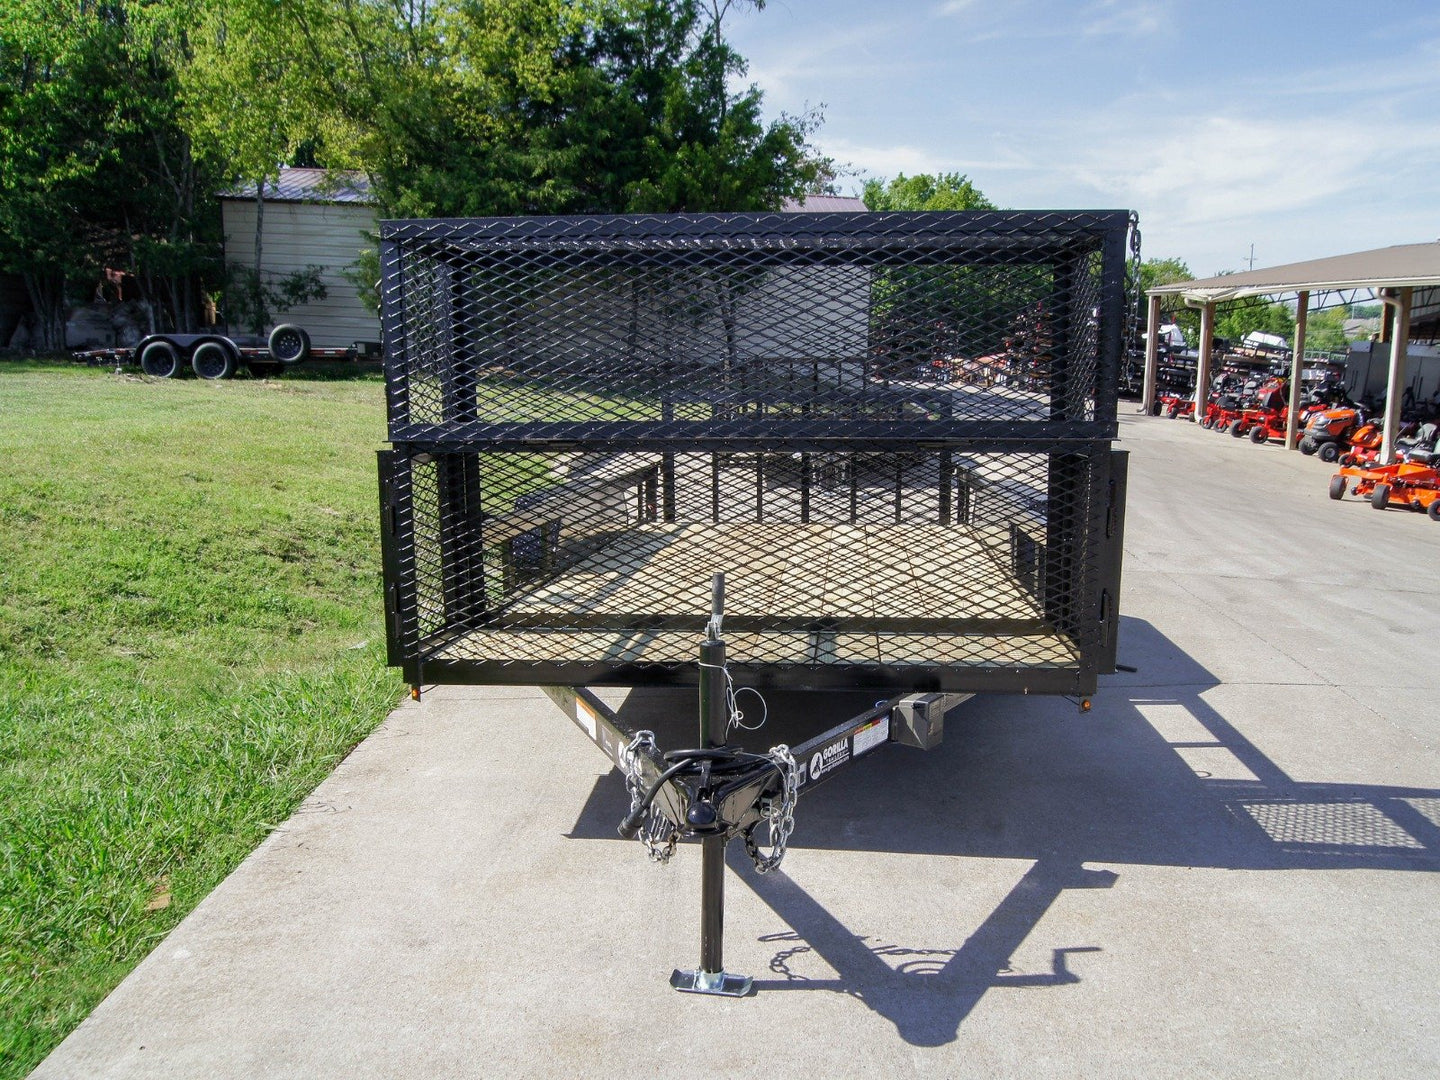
617 739 795 866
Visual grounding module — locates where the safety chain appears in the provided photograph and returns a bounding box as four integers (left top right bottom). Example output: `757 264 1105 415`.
1125 211 1144 360
620 729 677 864
745 744 799 874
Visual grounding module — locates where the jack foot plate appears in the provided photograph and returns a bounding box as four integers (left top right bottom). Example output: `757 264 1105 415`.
669 968 753 997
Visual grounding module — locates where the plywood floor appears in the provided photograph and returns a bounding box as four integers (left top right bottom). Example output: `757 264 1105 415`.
434 522 1079 670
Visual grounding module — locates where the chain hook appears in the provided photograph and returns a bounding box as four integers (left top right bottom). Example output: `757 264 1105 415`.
621 730 677 863
745 744 798 874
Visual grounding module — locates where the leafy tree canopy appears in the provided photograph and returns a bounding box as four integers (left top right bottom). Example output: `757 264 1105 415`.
1139 257 1197 341
0 0 223 347
1215 298 1295 347
861 172 995 212
265 0 830 218
1302 306 1350 354
1 0 829 341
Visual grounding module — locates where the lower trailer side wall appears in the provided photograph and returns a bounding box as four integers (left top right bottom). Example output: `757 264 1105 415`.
380 445 1122 694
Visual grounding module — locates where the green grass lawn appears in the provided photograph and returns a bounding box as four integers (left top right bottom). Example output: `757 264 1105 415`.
0 361 404 1077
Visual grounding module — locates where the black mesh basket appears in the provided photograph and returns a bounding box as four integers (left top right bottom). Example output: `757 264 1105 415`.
378 211 1132 694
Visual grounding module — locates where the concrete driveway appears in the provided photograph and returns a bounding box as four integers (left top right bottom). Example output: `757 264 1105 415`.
32 412 1440 1078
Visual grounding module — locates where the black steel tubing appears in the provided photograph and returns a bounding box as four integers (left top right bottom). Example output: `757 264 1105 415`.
700 833 725 974
697 591 728 975
699 634 726 748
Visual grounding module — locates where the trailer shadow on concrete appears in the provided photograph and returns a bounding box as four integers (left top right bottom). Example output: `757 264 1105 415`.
566 615 1440 1046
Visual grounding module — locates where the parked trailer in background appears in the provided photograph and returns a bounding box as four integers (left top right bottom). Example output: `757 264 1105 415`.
73 323 382 378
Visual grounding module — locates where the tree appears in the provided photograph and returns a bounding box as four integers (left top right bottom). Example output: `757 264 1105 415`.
1302 306 1349 355
280 0 831 316
0 2 223 348
271 0 829 220
857 174 1015 364
178 0 321 332
1 0 827 343
573 0 831 212
1138 257 1197 343
115 1 225 334
1215 298 1294 348
861 172 995 212
0 2 125 348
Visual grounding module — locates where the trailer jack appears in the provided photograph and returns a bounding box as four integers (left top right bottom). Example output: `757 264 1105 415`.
625 577 790 996
541 575 969 996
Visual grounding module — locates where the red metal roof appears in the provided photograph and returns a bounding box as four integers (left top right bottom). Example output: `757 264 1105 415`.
781 194 868 212
219 168 372 205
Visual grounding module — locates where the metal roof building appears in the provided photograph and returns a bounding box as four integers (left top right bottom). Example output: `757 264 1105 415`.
220 168 374 205
217 168 868 348
220 168 865 213
1144 242 1440 460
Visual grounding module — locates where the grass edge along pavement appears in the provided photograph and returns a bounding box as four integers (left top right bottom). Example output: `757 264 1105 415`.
0 362 404 1078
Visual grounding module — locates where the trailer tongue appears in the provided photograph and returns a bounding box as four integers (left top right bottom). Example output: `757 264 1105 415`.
543 571 965 995
376 209 1137 994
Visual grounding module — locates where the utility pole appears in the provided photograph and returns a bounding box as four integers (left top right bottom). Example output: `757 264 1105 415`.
1244 244 1257 270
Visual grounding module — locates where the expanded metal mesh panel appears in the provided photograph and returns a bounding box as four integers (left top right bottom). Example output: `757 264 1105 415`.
382 212 1126 443
381 443 1118 691
379 211 1133 693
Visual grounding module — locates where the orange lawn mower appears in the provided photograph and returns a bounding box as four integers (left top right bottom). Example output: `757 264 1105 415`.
1329 455 1440 521
1338 420 1433 468
1199 390 1243 430
1229 406 1290 444
1232 397 1334 447
1334 421 1384 467
1195 372 1254 431
1203 401 1244 431
1299 402 1367 463
1319 417 1434 469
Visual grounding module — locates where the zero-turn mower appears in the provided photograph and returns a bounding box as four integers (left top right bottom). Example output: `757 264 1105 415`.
1329 453 1440 520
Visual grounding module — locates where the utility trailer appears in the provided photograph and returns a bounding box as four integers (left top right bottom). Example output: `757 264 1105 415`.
377 209 1137 994
73 323 382 379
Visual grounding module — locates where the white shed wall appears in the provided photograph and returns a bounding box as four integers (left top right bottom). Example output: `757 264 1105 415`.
493 264 870 373
222 199 380 347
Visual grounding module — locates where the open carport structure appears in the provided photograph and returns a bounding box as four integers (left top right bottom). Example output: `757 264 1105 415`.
1142 242 1440 461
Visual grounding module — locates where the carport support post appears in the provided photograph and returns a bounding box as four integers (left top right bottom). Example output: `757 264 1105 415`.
1381 287 1413 463
1193 302 1215 421
1142 293 1161 414
1286 291 1309 449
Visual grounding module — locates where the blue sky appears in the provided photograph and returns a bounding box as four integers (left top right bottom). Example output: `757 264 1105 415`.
727 0 1440 278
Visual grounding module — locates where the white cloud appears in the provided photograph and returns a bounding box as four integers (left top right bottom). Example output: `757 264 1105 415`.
1001 107 1440 271
737 22 918 112
1079 0 1167 37
817 136 1034 187
819 139 950 184
930 0 1169 44
1076 116 1366 225
730 1 1440 273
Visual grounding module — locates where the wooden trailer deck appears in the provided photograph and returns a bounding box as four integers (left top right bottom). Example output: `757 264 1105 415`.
431 522 1080 671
